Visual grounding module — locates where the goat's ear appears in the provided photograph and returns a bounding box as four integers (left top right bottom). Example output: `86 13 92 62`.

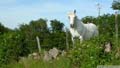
74 10 76 14
67 12 70 15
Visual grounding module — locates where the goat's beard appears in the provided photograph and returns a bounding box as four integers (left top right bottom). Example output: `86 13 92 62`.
70 24 74 28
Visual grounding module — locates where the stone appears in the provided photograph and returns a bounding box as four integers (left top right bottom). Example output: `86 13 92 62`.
43 51 52 61
48 47 59 59
104 42 112 53
43 47 59 61
28 52 40 60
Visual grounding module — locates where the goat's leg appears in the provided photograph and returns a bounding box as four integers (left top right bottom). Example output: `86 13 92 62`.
72 37 75 48
79 36 83 44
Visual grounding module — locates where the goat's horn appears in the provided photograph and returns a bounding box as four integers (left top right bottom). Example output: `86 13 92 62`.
74 10 76 13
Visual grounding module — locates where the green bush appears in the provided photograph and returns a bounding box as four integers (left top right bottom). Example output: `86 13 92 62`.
0 31 30 66
68 35 120 68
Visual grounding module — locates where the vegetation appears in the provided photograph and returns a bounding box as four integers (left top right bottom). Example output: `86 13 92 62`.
4 56 71 68
0 1 120 67
0 13 120 68
67 13 120 68
0 18 72 67
0 23 11 35
68 37 120 68
112 0 120 10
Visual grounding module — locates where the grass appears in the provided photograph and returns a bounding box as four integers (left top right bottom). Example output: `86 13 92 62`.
5 56 71 68
3 36 120 68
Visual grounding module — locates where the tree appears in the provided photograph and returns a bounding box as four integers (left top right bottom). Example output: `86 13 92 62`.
0 31 28 65
50 19 64 32
0 23 11 35
49 19 67 50
81 16 96 23
112 0 120 10
18 18 50 53
30 19 48 33
112 0 120 47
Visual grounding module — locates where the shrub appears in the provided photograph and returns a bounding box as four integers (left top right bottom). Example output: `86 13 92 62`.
68 36 120 68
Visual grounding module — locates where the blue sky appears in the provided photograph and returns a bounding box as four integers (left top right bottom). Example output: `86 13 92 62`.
0 0 114 29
